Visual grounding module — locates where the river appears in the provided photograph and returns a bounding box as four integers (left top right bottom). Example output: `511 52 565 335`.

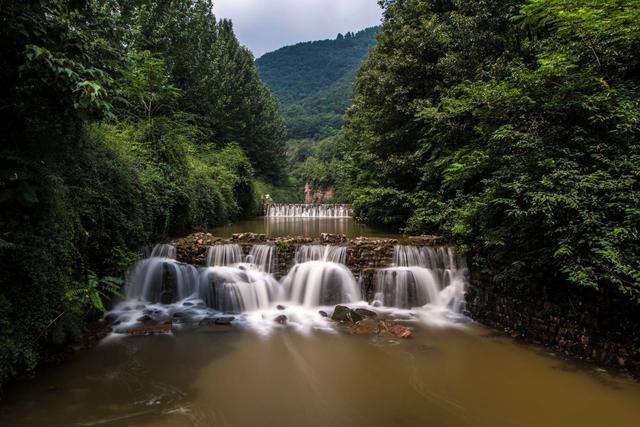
1 216 639 426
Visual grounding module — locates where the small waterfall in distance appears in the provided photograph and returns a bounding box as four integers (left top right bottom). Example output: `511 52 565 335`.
266 204 352 218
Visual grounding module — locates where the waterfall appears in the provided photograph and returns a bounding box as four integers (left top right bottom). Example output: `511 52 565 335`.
246 244 276 273
266 204 352 218
392 245 424 267
374 245 467 310
283 261 361 307
295 245 347 264
198 266 282 312
149 243 176 259
124 245 198 303
108 241 469 334
283 244 357 306
200 244 280 311
206 244 243 266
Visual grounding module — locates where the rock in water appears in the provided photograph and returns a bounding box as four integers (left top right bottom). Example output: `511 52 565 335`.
380 321 413 339
354 308 377 319
127 322 172 336
214 316 235 325
274 315 288 324
136 315 155 325
348 310 364 323
354 319 380 336
331 305 364 323
332 305 351 321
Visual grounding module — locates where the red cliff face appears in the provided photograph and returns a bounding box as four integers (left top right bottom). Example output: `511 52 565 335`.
304 183 334 204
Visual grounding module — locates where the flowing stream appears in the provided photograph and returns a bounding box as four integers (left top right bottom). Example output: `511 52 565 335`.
1 217 639 426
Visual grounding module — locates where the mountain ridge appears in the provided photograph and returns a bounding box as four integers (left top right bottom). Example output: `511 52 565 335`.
256 26 379 138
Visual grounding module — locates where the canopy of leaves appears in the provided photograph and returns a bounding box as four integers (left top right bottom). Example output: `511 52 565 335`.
343 0 640 299
0 0 285 389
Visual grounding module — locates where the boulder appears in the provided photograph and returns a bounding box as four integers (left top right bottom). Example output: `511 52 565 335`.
380 321 413 339
331 305 363 323
332 305 351 321
274 315 288 324
354 319 380 336
136 315 155 325
354 308 377 319
127 322 172 336
214 316 235 325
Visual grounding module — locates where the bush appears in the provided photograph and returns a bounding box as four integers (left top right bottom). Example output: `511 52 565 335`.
352 188 415 229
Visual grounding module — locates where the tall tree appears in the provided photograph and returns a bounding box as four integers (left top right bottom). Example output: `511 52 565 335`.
343 0 640 298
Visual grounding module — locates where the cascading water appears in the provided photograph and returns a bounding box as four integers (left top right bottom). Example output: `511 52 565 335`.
197 266 282 312
294 244 347 264
246 244 276 273
266 204 352 218
282 244 359 306
198 243 281 311
106 240 468 336
149 243 177 259
125 244 198 303
374 245 467 310
206 244 243 267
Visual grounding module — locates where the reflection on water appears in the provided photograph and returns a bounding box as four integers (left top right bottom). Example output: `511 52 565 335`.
208 217 400 239
1 325 640 427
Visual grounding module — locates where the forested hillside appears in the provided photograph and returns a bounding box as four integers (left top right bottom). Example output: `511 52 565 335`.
343 0 640 299
257 27 378 139
0 0 287 387
255 27 378 196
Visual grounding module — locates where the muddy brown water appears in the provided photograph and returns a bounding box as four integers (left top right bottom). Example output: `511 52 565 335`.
2 218 639 426
1 325 640 426
205 217 400 239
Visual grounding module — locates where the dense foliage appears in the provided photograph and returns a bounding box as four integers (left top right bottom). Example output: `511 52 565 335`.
257 27 378 139
257 28 379 193
0 0 285 388
344 0 640 298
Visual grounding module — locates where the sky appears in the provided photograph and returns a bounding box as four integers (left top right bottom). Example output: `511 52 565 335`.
212 0 383 58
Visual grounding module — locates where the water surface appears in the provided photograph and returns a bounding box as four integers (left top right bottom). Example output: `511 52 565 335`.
208 217 400 239
2 216 639 426
1 324 639 426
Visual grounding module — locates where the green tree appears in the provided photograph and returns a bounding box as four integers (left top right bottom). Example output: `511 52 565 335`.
121 51 181 122
343 0 640 298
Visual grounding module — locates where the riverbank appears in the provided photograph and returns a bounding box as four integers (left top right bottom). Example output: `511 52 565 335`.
466 276 640 379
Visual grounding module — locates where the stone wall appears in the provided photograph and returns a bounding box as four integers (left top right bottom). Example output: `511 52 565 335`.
171 232 445 296
466 276 640 376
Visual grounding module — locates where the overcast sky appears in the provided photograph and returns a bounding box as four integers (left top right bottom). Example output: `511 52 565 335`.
212 0 383 58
